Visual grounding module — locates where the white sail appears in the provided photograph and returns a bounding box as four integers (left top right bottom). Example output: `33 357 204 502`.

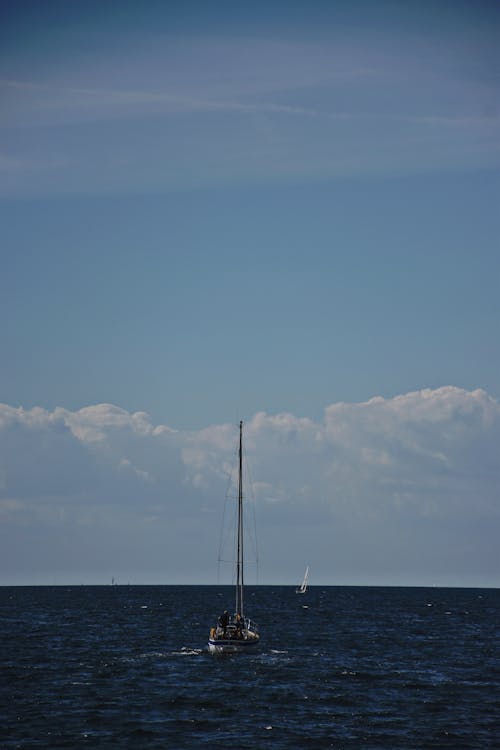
296 566 309 594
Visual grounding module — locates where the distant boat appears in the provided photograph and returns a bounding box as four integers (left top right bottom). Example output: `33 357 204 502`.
208 421 260 654
296 566 309 594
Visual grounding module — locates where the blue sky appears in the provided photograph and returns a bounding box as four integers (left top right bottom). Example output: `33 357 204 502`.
1 1 499 586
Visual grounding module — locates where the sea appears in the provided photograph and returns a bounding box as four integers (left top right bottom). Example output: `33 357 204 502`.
1 585 499 749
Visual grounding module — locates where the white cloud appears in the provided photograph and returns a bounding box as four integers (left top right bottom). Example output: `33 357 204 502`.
0 386 498 584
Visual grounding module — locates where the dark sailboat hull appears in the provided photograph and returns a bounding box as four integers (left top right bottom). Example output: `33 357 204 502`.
208 634 260 654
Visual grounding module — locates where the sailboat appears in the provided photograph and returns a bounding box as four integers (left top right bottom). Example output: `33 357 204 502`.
208 420 260 654
296 566 309 594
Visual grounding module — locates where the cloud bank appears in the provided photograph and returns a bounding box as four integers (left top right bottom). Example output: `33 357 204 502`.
1 387 498 586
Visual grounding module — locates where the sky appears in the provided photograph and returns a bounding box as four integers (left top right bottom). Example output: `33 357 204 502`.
1 0 499 587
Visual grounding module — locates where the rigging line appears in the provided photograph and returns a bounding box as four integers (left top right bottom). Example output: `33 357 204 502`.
217 501 238 583
243 442 260 585
216 444 239 584
218 558 258 565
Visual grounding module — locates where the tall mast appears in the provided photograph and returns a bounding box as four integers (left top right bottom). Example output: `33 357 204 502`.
235 420 244 617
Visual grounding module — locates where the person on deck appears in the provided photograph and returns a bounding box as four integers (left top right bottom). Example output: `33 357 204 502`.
218 610 229 637
235 613 244 638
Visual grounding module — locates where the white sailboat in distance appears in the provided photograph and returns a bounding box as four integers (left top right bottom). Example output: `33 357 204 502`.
296 566 309 594
208 421 260 653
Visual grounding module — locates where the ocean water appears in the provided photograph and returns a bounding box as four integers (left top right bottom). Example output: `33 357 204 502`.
1 585 499 749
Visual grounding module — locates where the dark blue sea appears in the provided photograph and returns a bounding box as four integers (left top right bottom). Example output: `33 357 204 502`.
1 585 499 749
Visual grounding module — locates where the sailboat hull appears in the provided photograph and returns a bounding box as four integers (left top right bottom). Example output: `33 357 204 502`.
208 635 260 654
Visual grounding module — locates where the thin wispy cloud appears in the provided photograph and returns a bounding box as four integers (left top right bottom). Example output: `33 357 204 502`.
2 76 497 128
1 24 497 195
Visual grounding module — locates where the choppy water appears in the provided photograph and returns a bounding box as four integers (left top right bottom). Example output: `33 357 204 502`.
1 585 499 748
